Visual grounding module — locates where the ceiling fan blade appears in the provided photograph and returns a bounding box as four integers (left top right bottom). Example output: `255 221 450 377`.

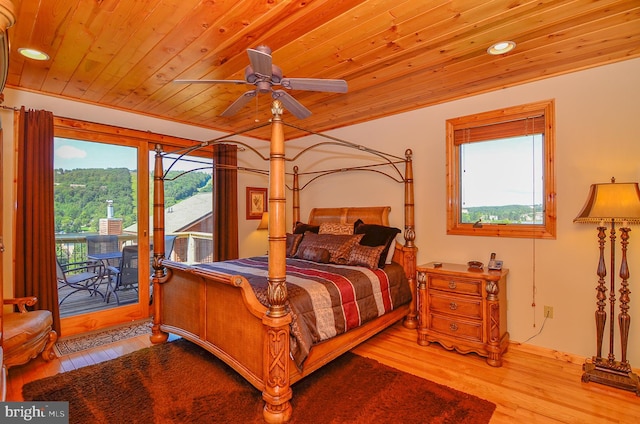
220 90 257 117
247 48 273 77
174 79 247 85
272 90 311 119
280 78 348 93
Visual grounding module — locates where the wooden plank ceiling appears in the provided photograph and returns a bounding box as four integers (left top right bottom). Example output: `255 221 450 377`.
6 0 640 140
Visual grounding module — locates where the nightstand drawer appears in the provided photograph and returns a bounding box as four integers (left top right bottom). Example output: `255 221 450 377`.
430 314 483 342
429 293 482 319
429 276 483 296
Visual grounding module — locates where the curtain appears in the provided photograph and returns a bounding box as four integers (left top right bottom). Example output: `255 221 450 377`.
213 144 239 261
14 107 60 334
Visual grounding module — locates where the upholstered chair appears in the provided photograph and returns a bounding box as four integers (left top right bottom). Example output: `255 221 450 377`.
2 296 57 368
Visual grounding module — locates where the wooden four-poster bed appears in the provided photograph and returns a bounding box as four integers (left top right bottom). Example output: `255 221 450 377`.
150 100 417 423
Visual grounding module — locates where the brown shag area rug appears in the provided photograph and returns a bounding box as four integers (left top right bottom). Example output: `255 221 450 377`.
23 339 495 424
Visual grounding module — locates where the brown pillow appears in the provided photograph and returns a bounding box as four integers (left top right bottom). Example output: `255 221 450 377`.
297 246 331 263
347 244 386 269
286 233 304 257
294 232 363 264
319 222 354 235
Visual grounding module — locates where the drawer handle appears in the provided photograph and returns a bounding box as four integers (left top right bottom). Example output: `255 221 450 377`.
449 302 458 310
450 323 458 331
448 281 457 289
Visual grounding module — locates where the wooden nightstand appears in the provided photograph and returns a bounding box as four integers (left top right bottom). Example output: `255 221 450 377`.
416 262 509 367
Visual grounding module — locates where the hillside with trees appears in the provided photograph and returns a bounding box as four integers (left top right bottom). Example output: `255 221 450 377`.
461 204 543 224
55 168 211 233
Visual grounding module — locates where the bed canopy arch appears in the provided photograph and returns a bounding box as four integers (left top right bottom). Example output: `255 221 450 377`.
153 110 414 236
150 100 417 423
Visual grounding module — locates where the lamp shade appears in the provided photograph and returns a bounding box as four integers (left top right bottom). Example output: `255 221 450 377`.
574 180 640 224
257 211 269 230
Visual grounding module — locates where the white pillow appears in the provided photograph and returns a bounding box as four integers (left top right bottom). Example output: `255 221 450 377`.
385 235 398 264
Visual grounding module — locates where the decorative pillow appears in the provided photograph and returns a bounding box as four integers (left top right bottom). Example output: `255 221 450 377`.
286 233 304 257
293 221 320 234
347 244 386 269
297 246 331 263
294 232 363 264
354 222 401 268
319 222 354 235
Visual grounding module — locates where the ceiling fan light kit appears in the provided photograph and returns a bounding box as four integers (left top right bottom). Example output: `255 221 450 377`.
175 45 348 119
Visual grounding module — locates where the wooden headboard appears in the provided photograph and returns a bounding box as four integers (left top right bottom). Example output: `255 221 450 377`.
307 206 391 226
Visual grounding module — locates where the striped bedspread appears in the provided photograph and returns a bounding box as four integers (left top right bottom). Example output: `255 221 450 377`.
198 256 412 368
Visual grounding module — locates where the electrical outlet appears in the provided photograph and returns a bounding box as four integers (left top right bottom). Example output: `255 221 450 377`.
544 305 554 319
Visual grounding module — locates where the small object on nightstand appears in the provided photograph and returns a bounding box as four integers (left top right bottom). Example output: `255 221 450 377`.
488 260 503 270
433 262 442 268
467 260 483 270
488 252 503 270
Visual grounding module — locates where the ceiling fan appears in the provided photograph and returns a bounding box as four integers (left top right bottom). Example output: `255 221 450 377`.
175 45 348 119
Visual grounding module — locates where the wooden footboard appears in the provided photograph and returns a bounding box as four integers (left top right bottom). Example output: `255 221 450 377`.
157 261 268 389
154 259 413 391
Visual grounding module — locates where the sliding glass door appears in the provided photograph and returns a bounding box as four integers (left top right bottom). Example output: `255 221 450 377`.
54 135 149 336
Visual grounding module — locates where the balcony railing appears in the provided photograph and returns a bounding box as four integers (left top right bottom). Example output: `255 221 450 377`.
55 232 213 265
55 232 213 317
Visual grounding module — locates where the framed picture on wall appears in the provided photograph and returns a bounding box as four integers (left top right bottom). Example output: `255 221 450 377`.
246 187 267 220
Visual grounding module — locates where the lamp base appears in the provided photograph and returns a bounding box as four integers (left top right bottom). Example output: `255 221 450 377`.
582 357 640 395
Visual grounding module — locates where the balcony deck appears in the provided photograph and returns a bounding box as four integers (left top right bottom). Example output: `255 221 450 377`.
58 279 139 317
56 231 211 317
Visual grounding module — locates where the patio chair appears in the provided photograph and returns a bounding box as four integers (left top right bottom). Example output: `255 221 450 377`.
106 245 145 305
148 236 177 306
149 235 177 260
164 235 177 260
86 234 120 266
56 258 105 305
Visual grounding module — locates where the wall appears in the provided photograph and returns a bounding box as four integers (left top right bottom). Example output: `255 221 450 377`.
291 58 640 366
2 58 639 366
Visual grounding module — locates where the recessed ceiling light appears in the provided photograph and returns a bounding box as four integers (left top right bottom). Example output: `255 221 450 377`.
487 41 516 55
18 47 50 61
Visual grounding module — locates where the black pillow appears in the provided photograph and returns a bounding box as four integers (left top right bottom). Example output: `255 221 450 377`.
293 221 320 234
354 222 401 268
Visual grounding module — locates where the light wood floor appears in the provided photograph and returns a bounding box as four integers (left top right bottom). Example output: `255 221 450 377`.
6 323 639 423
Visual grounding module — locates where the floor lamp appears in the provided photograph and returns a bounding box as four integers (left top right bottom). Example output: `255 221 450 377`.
574 178 640 395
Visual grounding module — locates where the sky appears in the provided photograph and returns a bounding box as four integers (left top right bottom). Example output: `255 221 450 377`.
55 138 137 170
54 138 211 172
460 135 543 207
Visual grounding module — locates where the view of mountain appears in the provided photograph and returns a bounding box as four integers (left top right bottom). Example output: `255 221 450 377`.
54 168 211 233
461 204 543 225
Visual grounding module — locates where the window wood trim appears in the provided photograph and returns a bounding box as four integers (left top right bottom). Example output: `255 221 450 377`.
54 117 212 156
446 100 556 239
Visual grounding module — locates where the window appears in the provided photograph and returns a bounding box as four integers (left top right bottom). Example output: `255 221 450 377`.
446 100 556 238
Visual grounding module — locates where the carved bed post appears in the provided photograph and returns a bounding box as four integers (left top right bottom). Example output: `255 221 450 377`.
262 100 293 424
292 166 300 230
402 149 419 329
151 145 169 344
